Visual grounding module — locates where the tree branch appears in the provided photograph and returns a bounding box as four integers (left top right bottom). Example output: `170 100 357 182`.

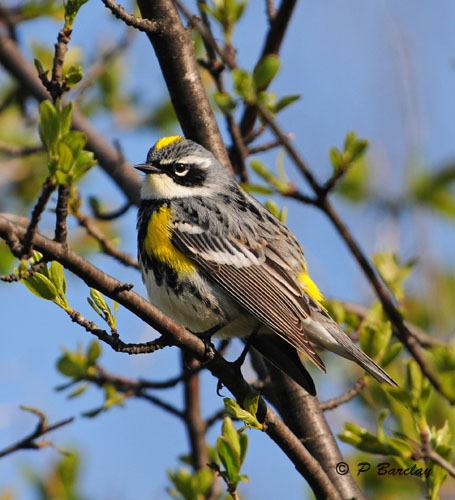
74 211 139 268
182 354 209 470
0 413 74 459
0 215 340 499
0 32 142 206
257 104 451 403
100 0 157 33
320 378 366 411
250 352 363 500
135 0 232 173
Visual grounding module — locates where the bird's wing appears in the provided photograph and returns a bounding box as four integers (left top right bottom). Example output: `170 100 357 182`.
171 221 326 373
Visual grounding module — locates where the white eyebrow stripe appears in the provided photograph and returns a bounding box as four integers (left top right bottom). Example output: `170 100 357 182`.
177 156 211 167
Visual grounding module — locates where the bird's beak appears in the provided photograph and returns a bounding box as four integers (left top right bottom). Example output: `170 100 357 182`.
134 163 161 174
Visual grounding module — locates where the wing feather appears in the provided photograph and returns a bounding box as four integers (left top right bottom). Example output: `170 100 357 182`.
172 225 326 372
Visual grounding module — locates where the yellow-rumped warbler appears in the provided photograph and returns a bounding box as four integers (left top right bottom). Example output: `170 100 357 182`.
136 136 398 394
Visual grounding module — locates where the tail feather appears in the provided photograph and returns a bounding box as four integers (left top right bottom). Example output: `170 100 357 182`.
249 335 317 395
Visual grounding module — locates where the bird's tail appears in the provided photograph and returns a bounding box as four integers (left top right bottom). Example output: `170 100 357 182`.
324 321 399 387
249 335 317 395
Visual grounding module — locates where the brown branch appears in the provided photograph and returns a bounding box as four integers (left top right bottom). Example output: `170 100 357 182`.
0 32 142 206
257 104 451 403
265 0 277 22
412 430 455 479
67 308 170 354
92 200 132 220
0 413 74 458
54 184 70 244
21 177 56 258
205 408 226 430
100 0 157 33
135 0 232 173
50 28 72 101
250 352 363 500
183 354 209 470
176 0 236 70
83 367 185 419
0 215 340 499
75 211 139 268
320 378 367 411
247 136 291 154
0 141 43 156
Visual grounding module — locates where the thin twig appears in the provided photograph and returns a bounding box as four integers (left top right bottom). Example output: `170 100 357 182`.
1 260 46 283
99 0 157 33
265 0 277 22
21 177 56 257
0 141 43 156
411 430 455 478
248 137 291 155
0 32 143 206
75 211 139 268
83 367 185 419
205 408 226 430
92 200 132 221
320 378 366 411
67 308 170 354
0 415 74 458
54 184 70 244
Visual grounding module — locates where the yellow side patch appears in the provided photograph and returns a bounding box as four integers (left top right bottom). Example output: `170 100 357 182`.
155 136 184 150
298 270 326 309
145 207 196 274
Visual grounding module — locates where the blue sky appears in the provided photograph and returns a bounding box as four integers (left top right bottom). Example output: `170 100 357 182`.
1 1 454 499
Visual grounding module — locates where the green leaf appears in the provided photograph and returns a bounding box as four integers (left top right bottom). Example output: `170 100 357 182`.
233 69 255 103
273 94 300 113
22 273 58 301
64 0 89 28
335 156 369 202
90 289 109 317
34 58 46 76
381 342 402 368
359 302 392 360
49 261 67 294
253 55 280 91
68 383 89 399
217 436 240 482
57 143 74 177
65 65 83 86
82 407 103 418
86 340 102 365
223 398 262 430
373 252 416 301
243 392 260 417
57 352 86 378
38 100 60 153
213 91 237 113
238 432 248 466
222 417 240 456
61 131 86 158
59 102 73 135
240 183 274 195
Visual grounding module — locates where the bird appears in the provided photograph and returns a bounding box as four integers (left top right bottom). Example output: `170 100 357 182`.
135 136 398 395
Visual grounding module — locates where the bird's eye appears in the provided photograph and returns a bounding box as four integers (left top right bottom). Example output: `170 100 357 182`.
174 163 190 176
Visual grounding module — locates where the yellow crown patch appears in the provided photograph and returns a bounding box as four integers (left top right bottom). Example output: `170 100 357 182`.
155 136 184 150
